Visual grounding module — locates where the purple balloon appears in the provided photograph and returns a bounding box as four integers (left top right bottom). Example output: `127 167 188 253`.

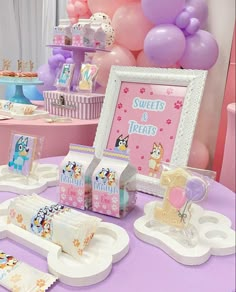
175 11 191 29
66 57 74 64
185 0 208 27
141 0 185 25
37 64 56 93
144 24 186 67
48 54 65 69
186 177 207 202
185 18 200 35
52 48 72 58
179 30 219 70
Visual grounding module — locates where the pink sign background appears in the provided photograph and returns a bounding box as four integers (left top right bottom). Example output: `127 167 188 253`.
107 82 187 177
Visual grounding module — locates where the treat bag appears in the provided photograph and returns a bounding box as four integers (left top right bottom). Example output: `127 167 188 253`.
72 19 90 46
7 132 43 177
77 63 99 93
92 150 137 218
83 23 96 48
55 63 75 92
0 250 57 291
53 19 72 45
59 144 100 210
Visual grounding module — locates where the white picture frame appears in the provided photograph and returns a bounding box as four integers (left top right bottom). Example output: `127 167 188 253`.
93 66 207 196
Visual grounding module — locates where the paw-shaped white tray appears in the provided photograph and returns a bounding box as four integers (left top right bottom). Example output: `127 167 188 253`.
134 201 235 265
0 109 49 120
0 199 129 287
0 164 59 195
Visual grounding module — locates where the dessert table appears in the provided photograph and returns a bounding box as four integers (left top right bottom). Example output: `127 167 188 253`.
0 156 235 292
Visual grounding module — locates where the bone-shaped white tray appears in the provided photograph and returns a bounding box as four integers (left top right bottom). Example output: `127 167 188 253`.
0 164 59 195
0 199 129 287
134 201 235 265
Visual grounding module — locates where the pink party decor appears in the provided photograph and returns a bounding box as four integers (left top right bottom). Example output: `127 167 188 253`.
188 139 209 170
168 187 186 209
93 45 136 87
112 3 153 51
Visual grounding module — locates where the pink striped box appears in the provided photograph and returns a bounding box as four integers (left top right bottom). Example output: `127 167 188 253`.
43 91 105 120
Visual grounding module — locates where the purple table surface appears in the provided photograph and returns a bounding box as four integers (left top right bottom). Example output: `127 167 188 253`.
0 157 235 292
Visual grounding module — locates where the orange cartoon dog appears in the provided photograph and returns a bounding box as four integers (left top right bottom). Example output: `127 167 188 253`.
148 143 164 177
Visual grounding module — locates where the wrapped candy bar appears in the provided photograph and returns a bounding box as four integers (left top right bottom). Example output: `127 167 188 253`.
8 195 101 260
0 250 57 291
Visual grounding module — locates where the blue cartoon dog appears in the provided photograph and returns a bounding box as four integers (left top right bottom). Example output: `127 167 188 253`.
8 136 30 171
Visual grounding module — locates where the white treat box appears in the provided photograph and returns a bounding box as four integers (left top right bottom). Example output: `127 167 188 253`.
43 91 105 120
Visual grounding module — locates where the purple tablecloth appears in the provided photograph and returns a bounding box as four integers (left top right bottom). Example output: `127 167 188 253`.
0 157 235 292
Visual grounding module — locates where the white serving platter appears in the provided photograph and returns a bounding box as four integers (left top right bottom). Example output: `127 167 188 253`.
0 199 129 287
134 201 235 265
0 164 59 195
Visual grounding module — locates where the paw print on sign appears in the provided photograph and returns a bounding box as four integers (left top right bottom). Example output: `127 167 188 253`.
117 103 123 109
166 119 172 125
166 88 173 95
117 116 122 121
170 136 174 140
140 88 145 94
174 100 183 109
138 166 142 171
141 156 144 159
123 87 129 93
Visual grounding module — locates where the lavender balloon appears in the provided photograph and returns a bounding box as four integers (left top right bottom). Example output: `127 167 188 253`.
186 177 207 202
144 24 186 67
185 0 208 27
52 48 72 59
141 0 185 25
185 18 200 35
179 30 219 70
175 11 191 29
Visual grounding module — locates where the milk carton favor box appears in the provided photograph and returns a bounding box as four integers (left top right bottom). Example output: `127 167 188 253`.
92 150 137 218
59 144 100 210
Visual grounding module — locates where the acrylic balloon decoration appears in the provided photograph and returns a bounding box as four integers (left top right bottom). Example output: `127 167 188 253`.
156 168 208 229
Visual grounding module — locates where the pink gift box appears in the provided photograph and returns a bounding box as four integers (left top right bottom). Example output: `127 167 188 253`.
43 91 105 120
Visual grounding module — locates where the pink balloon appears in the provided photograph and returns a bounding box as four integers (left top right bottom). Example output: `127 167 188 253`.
67 3 76 17
144 24 186 67
188 139 209 169
88 0 134 18
137 50 158 67
74 1 89 15
141 0 185 25
69 17 78 25
93 44 136 87
112 3 153 51
179 30 219 70
169 187 187 209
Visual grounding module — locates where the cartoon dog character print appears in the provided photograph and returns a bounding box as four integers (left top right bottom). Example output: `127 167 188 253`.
107 171 116 186
0 252 18 270
148 143 164 177
8 136 30 172
96 168 110 184
114 134 129 152
63 161 76 177
72 163 82 180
